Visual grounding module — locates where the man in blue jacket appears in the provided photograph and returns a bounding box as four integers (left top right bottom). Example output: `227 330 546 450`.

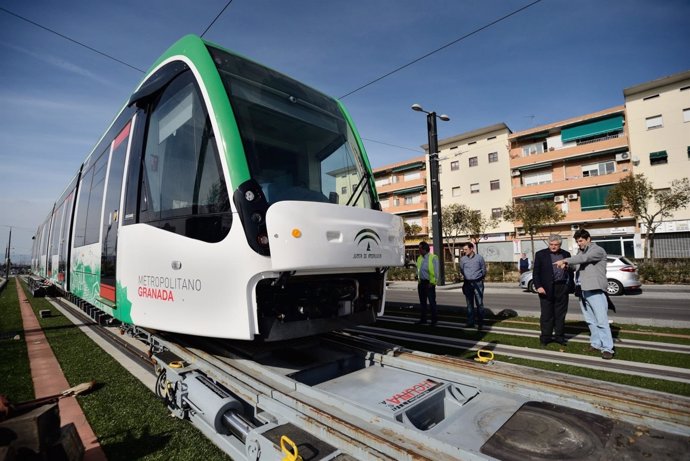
554 229 614 360
533 235 573 346
459 242 486 329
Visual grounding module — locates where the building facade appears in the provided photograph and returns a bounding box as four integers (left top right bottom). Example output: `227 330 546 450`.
508 106 640 258
373 70 690 262
624 70 690 257
373 156 428 261
433 123 514 262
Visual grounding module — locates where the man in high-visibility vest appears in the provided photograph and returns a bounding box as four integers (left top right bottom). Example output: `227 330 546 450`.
416 241 440 325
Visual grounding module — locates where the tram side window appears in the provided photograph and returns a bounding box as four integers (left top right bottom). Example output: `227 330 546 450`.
49 203 64 264
139 71 231 242
59 191 74 279
74 150 109 247
34 224 44 271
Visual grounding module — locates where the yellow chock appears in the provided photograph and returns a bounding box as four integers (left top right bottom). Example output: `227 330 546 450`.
474 349 494 363
280 435 302 461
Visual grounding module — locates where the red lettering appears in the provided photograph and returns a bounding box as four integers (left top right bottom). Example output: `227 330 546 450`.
137 286 174 302
383 380 439 407
385 396 403 405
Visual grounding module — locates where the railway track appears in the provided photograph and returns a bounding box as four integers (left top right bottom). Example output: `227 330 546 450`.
45 293 690 460
353 320 690 384
378 314 690 354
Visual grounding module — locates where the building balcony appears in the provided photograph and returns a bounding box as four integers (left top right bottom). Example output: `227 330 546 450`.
513 170 631 198
384 201 428 214
562 208 635 223
376 177 426 196
510 133 628 169
511 211 635 230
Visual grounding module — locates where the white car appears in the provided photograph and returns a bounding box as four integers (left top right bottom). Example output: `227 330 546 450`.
519 255 642 296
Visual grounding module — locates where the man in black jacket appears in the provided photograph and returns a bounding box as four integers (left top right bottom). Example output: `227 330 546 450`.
532 234 574 346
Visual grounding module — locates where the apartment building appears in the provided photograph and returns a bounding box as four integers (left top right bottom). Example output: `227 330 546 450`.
373 155 428 259
433 123 514 262
508 106 640 258
624 70 690 257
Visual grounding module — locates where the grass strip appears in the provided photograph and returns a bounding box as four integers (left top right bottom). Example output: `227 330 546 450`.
498 355 690 396
384 308 690 346
0 278 34 402
496 317 690 344
19 281 230 461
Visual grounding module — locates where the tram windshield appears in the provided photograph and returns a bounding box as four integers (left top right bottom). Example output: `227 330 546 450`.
209 46 373 208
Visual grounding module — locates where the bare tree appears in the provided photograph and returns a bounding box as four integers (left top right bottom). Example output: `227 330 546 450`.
502 200 566 261
460 208 498 251
441 204 464 263
607 174 690 262
442 204 498 261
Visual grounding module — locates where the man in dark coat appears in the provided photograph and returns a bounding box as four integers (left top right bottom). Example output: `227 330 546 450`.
532 234 574 346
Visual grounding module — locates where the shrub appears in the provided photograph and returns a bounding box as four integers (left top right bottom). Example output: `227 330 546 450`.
388 256 690 284
637 259 690 284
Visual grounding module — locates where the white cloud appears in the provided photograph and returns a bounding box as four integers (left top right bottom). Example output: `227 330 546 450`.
2 41 123 89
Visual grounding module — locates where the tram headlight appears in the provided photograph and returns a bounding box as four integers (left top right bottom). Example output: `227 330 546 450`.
234 179 270 256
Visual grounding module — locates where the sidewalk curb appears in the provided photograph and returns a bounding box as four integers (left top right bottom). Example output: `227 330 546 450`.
386 280 690 292
17 281 107 461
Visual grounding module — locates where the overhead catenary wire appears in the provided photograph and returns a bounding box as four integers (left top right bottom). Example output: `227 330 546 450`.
0 7 146 74
1 1 237 71
338 0 544 100
362 138 424 153
0 3 542 155
200 0 235 38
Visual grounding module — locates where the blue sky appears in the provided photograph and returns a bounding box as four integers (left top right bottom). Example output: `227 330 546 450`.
1 0 688 261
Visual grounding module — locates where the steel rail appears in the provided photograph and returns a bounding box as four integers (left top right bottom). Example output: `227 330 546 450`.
380 314 690 354
383 350 690 435
42 291 690 458
49 295 156 373
354 324 690 383
46 296 411 459
337 329 690 435
158 334 449 461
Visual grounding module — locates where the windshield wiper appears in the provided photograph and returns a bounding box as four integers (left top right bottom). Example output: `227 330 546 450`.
346 172 370 207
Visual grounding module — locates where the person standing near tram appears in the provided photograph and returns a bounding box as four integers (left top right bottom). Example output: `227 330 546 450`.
518 252 531 274
554 229 615 360
415 241 439 325
459 242 486 330
533 235 573 347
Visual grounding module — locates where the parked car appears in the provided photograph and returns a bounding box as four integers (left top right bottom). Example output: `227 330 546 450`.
518 255 642 296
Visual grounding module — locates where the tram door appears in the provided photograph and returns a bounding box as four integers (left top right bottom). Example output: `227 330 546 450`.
99 122 131 304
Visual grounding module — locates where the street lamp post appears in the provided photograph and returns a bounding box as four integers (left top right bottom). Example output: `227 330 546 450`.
4 227 11 279
411 104 450 286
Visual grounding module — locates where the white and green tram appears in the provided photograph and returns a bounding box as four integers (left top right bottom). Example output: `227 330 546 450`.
31 35 404 341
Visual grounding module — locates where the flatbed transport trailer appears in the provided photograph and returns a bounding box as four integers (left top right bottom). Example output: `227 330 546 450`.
47 290 690 461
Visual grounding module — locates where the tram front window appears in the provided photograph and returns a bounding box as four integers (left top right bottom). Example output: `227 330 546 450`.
210 46 372 209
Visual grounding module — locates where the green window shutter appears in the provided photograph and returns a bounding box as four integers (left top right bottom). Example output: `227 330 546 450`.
581 185 614 211
395 185 426 195
520 193 554 201
392 163 424 173
561 115 624 143
649 150 668 160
